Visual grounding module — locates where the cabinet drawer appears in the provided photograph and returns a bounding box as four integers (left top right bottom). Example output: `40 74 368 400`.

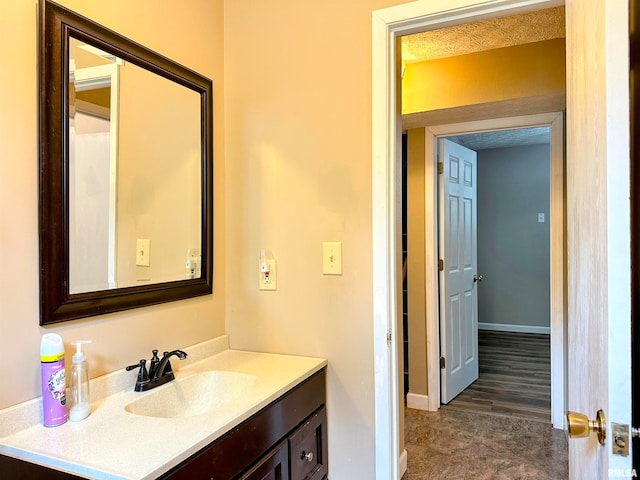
288 406 327 480
240 441 289 480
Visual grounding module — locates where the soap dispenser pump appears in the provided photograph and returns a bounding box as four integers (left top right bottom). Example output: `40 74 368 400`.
68 340 92 422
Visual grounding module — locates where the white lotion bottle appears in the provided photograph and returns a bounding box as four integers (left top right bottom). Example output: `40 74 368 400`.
68 340 92 422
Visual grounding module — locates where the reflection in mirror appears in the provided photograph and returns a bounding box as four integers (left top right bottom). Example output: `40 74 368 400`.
68 38 202 294
68 39 119 293
39 0 213 324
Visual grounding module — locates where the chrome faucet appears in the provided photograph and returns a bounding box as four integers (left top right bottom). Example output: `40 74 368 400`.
126 349 188 392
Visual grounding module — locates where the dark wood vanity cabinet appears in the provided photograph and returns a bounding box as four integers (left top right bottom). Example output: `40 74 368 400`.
0 455 85 480
0 368 327 480
287 407 327 480
237 407 327 480
162 368 328 480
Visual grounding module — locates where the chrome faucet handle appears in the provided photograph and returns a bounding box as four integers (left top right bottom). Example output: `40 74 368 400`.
125 359 150 392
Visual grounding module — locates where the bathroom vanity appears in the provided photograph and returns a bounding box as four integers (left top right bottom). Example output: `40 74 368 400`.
0 337 328 479
162 370 327 480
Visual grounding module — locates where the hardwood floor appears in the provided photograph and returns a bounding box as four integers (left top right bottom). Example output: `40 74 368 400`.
442 330 551 422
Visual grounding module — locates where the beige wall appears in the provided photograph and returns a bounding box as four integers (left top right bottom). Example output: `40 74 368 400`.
403 38 566 114
0 0 225 409
224 0 405 477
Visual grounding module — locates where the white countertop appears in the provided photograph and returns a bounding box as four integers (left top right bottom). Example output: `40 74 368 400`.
0 336 327 479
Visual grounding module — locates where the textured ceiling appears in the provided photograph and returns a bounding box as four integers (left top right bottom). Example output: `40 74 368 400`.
448 127 550 151
401 6 565 63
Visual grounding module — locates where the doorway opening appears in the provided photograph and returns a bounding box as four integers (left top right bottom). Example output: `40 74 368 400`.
432 126 553 421
371 2 569 478
403 126 563 423
400 66 567 480
403 114 565 426
373 1 632 479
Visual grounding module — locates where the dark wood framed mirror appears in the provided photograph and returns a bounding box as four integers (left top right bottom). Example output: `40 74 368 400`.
39 0 213 325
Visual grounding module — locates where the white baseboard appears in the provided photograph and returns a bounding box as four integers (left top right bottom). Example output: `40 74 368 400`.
406 393 430 411
398 448 407 479
478 322 550 335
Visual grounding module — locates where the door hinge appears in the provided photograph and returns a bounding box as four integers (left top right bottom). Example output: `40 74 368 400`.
438 259 444 271
386 330 392 346
440 357 446 369
437 162 444 174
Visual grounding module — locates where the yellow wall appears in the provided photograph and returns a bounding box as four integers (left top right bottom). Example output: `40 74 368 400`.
0 0 225 409
402 38 566 114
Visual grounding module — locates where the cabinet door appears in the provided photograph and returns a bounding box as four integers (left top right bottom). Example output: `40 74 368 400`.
288 407 327 480
240 441 289 480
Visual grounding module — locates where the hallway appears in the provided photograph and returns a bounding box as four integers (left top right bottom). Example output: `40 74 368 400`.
403 330 567 478
403 407 567 479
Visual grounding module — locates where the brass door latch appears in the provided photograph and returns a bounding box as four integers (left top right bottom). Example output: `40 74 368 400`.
612 423 640 457
567 410 640 457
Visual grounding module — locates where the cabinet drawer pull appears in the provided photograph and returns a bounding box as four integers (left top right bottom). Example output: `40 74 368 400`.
301 451 314 462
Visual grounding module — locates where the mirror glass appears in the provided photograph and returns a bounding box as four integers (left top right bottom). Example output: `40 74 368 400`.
68 38 202 294
40 0 213 324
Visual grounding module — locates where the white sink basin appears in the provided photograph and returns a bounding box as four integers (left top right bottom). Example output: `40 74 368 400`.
124 371 257 419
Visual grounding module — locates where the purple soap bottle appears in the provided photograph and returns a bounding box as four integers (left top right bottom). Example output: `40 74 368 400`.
40 333 67 427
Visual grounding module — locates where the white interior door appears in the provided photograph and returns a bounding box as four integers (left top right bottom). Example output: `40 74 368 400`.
565 1 631 477
439 138 479 404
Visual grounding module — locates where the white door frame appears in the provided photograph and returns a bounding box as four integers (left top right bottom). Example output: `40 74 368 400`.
372 1 564 479
422 113 565 427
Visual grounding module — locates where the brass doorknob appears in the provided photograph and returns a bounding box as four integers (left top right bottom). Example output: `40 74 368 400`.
566 409 606 445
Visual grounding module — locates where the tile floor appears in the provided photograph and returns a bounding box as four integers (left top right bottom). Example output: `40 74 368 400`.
403 407 568 479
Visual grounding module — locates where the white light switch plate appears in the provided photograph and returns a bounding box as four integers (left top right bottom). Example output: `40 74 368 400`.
136 239 150 266
322 242 342 275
